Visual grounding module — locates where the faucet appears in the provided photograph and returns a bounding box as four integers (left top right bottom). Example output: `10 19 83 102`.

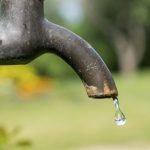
0 0 118 99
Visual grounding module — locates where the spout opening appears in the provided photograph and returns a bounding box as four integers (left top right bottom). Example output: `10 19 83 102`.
88 93 117 99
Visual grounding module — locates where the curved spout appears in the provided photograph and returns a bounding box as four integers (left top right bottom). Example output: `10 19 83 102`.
43 20 118 98
0 0 118 98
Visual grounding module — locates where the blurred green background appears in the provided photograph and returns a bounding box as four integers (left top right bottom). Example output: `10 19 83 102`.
0 0 150 149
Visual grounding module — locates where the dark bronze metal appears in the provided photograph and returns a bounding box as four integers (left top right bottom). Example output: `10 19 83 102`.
0 0 118 98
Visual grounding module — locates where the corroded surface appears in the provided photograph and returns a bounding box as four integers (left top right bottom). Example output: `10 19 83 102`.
84 82 117 98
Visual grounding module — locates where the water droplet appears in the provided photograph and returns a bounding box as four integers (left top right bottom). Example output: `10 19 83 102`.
113 97 126 126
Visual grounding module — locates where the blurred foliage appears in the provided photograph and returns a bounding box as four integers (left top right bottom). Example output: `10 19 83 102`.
83 0 150 25
0 65 52 99
0 126 31 150
77 21 118 71
31 54 77 79
141 29 150 68
82 0 150 73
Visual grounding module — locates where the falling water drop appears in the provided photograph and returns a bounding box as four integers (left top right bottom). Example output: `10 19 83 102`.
113 97 126 126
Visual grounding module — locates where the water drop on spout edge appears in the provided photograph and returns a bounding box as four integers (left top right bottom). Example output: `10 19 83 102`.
113 97 126 126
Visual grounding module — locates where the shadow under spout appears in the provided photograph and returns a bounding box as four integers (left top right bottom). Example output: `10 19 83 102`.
43 21 118 98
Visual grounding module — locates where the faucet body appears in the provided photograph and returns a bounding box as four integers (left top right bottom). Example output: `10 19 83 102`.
0 0 118 98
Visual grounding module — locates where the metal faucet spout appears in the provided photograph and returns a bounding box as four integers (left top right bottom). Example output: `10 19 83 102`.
43 21 118 98
0 0 118 98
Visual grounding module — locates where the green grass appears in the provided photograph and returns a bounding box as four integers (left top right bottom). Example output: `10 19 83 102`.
0 70 150 150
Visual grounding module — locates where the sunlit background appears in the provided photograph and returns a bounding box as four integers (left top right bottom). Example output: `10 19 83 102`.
0 0 150 149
